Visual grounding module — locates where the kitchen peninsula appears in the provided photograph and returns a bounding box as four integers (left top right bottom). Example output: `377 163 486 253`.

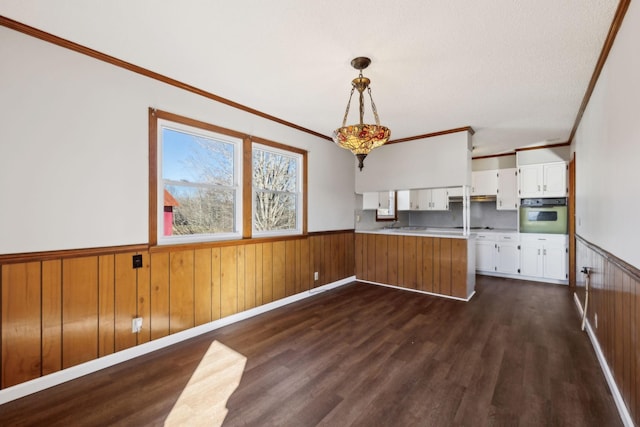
355 227 476 301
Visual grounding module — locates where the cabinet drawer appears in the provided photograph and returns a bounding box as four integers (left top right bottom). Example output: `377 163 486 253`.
497 233 518 242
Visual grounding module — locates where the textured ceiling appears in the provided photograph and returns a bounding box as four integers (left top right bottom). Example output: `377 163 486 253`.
0 0 620 157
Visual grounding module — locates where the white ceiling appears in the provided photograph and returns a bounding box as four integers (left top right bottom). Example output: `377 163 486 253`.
0 1 620 157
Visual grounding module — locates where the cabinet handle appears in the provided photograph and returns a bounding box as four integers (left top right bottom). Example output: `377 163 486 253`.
499 200 502 206
543 185 547 191
537 185 541 191
543 249 547 255
537 249 541 255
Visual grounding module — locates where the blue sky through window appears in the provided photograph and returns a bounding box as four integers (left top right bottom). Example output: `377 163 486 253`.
162 128 234 185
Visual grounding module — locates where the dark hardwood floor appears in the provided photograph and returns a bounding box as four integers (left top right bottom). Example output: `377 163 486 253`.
0 276 622 426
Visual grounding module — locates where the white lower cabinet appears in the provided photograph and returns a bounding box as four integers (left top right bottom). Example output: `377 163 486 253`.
496 238 519 274
476 232 568 283
475 233 519 275
519 234 568 282
475 236 496 272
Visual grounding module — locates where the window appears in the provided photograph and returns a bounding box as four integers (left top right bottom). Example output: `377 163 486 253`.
150 109 307 245
252 143 303 236
157 118 242 244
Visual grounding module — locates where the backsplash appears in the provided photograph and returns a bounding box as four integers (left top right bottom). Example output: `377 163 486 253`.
409 201 518 229
355 201 517 231
354 209 410 231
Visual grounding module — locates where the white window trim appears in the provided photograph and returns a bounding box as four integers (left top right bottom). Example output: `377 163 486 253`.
157 119 242 245
252 142 303 238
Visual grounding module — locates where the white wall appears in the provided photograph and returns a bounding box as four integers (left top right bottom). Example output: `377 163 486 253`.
516 146 570 165
0 27 355 254
355 131 471 192
472 155 516 171
571 0 640 268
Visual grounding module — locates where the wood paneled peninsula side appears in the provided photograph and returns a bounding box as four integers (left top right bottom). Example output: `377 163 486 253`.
355 229 476 300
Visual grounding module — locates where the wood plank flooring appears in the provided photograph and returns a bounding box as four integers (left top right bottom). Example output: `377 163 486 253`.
0 276 622 426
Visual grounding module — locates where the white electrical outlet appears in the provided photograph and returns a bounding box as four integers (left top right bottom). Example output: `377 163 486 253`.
314 272 319 281
132 317 143 333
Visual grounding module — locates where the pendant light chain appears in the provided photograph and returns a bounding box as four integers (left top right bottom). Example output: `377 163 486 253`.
367 86 381 126
341 86 356 128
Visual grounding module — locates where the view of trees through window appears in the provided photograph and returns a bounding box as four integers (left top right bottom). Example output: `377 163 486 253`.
253 146 299 232
160 121 302 241
162 127 238 237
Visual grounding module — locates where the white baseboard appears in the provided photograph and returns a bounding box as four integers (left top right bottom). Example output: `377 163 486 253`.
0 276 355 405
573 292 633 427
359 279 476 302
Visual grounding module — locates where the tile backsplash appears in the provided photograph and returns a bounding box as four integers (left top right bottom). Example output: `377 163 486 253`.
355 201 517 231
409 201 517 229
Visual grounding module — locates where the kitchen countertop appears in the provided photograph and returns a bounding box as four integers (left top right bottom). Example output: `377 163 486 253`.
471 228 518 234
356 227 519 239
356 227 472 239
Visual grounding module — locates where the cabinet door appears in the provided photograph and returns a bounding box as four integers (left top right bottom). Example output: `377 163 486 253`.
543 245 567 280
378 192 391 210
472 170 498 196
475 239 495 272
542 163 567 196
430 188 449 210
415 189 431 210
397 190 411 211
362 192 379 210
519 243 542 277
496 242 519 274
518 165 542 198
497 168 518 210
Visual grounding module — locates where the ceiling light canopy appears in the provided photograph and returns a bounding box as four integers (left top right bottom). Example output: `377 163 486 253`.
332 57 390 171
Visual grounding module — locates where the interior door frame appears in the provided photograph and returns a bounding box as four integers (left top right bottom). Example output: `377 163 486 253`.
568 152 576 287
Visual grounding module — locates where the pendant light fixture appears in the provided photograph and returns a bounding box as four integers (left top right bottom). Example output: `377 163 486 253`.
332 57 391 171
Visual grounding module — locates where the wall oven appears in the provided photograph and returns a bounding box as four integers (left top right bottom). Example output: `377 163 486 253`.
519 198 568 234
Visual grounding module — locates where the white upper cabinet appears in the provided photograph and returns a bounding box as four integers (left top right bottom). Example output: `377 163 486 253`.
428 188 449 210
471 170 498 196
397 188 449 211
362 191 392 210
378 192 391 210
396 190 413 211
496 168 518 210
518 162 567 198
362 192 380 210
542 162 568 195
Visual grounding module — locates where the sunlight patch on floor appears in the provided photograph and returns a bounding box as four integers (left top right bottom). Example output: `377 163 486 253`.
165 340 247 426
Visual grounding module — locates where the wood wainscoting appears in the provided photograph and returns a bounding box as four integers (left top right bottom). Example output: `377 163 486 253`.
575 234 640 425
355 233 469 299
0 231 354 390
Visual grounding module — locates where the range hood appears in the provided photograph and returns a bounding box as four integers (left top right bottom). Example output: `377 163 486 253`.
448 195 497 203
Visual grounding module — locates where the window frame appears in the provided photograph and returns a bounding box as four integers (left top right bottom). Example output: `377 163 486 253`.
149 109 307 247
251 141 304 238
150 109 245 246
